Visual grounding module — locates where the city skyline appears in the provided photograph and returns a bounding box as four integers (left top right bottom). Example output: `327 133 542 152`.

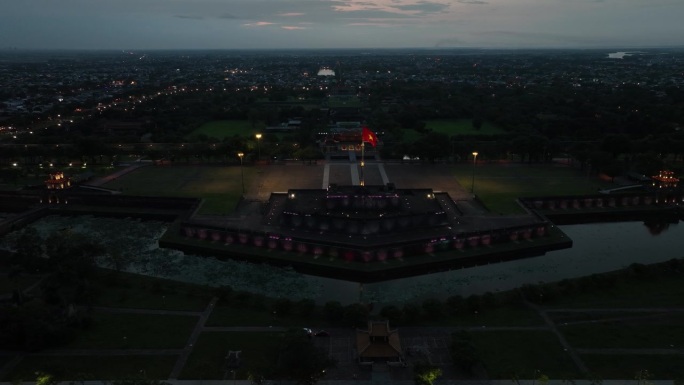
2 0 684 50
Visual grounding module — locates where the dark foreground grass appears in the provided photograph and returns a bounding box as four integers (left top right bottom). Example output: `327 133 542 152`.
471 330 580 379
179 332 282 380
206 305 315 328
582 354 684 379
102 165 253 214
425 305 545 327
0 272 43 295
91 270 212 311
4 355 177 382
559 313 684 349
67 311 197 349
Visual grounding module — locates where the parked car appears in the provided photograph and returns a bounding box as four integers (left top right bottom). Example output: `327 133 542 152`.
314 330 330 337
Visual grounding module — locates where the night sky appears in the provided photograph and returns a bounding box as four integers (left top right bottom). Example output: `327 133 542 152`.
2 0 683 50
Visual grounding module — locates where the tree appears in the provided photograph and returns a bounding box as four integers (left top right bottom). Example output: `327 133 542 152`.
276 329 335 385
45 229 103 277
413 361 442 385
450 331 479 373
13 226 44 271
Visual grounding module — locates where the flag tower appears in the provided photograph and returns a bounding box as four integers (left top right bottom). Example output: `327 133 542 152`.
360 126 378 186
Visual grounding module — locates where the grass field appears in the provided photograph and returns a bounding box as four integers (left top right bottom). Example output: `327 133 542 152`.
179 332 282 380
102 165 252 214
452 163 613 214
67 312 197 349
186 120 265 141
471 330 580 378
5 355 177 381
580 355 684 379
206 305 315 328
559 314 684 349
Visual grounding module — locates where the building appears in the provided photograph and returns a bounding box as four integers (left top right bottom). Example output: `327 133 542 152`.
356 320 404 365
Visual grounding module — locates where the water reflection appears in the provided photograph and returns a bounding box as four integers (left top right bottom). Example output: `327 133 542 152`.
308 219 684 305
643 219 677 236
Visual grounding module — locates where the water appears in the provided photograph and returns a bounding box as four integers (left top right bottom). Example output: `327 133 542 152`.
2 216 682 305
349 220 683 305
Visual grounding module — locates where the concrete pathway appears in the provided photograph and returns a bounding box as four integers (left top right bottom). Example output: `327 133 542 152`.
169 297 218 380
524 300 590 375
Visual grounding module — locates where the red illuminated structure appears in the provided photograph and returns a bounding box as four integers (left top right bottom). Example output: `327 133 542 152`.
651 170 679 189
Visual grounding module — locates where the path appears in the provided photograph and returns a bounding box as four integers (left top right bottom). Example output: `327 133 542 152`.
169 296 218 379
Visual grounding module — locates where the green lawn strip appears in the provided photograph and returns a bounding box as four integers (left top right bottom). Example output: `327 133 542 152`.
4 355 177 382
0 273 43 295
451 164 614 214
186 120 265 140
102 165 250 215
545 275 684 309
547 311 656 324
425 305 545 327
425 119 506 136
206 305 314 328
91 270 212 311
0 354 15 368
471 330 580 379
581 354 684 379
558 313 684 349
179 331 282 380
66 311 197 349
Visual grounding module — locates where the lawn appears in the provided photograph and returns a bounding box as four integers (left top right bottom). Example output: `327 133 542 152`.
91 270 212 312
179 332 283 379
66 311 197 349
558 313 684 349
0 272 43 295
4 355 177 381
581 354 684 379
186 120 265 141
470 330 580 378
102 165 253 214
425 119 506 136
452 163 613 214
205 302 324 328
426 305 545 327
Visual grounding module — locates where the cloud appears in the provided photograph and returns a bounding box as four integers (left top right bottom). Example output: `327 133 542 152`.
243 21 276 27
281 26 307 30
457 0 488 4
279 12 305 17
394 1 450 14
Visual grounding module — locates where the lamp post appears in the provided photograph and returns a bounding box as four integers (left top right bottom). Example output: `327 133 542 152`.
237 152 245 195
471 151 478 195
255 133 262 161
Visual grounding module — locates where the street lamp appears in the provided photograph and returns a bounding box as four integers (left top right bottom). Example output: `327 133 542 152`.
471 151 478 195
237 152 245 195
255 133 262 161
